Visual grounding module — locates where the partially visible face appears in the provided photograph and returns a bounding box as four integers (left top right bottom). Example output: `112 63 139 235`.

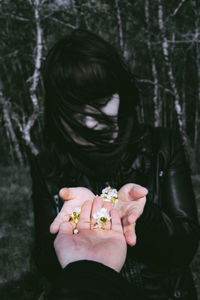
84 93 120 132
60 93 120 145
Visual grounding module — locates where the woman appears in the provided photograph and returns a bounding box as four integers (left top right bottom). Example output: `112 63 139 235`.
30 28 200 300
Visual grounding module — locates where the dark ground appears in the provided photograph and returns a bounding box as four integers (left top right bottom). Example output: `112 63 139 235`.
0 165 199 299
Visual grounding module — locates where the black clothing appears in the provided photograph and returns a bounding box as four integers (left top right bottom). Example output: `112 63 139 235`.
48 260 143 300
30 124 200 300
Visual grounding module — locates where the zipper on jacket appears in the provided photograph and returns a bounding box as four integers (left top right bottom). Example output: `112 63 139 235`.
53 194 60 215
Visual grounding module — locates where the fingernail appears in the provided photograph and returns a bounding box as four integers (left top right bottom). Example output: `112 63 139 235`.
134 186 148 194
59 187 68 197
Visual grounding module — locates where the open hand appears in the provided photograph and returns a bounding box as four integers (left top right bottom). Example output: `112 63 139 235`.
54 197 127 272
117 183 148 246
50 187 95 234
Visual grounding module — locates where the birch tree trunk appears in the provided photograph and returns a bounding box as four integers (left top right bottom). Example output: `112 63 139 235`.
145 0 160 127
0 91 24 166
194 7 200 170
158 0 187 144
114 0 124 52
182 55 186 131
17 0 43 156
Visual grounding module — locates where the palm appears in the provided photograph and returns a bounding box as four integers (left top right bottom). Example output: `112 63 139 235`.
54 198 127 272
50 187 95 233
58 229 126 271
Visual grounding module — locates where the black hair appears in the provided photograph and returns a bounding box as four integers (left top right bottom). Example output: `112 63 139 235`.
42 28 140 176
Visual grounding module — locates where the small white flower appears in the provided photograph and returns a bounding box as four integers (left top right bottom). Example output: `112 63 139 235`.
93 207 110 220
100 186 118 207
69 207 81 224
93 207 111 229
73 228 79 234
73 207 81 214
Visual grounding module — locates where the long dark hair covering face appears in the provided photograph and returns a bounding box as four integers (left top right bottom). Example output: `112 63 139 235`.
42 28 140 179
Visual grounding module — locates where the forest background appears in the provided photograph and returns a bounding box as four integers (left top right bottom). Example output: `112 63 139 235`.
0 0 200 299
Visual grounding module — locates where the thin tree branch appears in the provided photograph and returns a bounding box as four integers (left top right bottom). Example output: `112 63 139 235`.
0 14 29 21
49 17 77 29
137 79 175 96
171 0 186 17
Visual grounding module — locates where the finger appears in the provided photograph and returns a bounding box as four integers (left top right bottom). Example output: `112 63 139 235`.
59 187 72 200
127 213 138 224
124 223 136 246
91 196 103 221
50 211 70 234
59 187 95 202
129 196 147 221
58 221 74 235
111 209 123 233
59 187 83 201
102 201 112 230
122 215 137 246
129 185 148 200
91 196 104 228
77 200 92 230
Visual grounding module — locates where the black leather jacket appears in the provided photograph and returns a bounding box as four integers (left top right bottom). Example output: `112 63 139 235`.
49 261 143 300
30 125 200 300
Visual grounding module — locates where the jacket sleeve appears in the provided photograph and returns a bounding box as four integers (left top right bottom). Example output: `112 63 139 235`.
48 261 142 300
133 129 200 266
30 154 62 281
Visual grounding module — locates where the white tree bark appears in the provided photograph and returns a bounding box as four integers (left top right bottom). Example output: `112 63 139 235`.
27 0 42 117
182 68 186 131
18 0 43 156
171 0 186 17
145 0 160 127
114 0 124 51
0 92 24 166
194 19 200 150
158 0 186 140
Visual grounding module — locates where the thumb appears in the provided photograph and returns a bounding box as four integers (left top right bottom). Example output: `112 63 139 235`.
129 185 148 200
